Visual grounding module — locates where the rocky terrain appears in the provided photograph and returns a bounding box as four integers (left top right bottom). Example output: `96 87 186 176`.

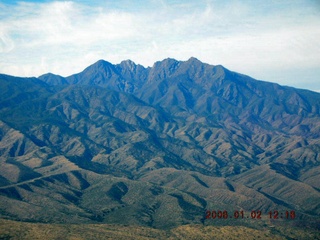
0 58 319 231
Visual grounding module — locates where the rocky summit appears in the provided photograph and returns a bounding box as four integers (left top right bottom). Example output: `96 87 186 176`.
0 58 319 230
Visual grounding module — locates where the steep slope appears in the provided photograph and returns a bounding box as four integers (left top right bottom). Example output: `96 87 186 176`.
0 58 320 229
40 57 320 176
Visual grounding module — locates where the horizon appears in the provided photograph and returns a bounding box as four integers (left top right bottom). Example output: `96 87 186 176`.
0 0 320 92
2 56 320 93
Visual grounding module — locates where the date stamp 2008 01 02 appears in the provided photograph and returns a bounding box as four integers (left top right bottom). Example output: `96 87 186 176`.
205 210 296 220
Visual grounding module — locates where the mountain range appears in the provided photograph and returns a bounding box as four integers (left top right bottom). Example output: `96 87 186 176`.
0 57 319 231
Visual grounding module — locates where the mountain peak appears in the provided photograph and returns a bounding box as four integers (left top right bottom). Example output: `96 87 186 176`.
2 57 320 232
153 58 180 68
38 73 68 85
148 58 181 81
119 59 137 71
186 57 202 64
83 59 117 74
92 59 113 68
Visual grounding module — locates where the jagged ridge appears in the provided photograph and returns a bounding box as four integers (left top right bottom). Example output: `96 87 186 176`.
0 58 319 229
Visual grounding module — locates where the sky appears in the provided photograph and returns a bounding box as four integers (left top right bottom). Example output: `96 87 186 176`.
0 0 320 92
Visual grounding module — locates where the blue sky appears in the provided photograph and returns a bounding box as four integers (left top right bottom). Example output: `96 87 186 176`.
0 0 320 92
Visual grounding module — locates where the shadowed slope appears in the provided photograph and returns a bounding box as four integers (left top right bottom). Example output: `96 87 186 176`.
0 58 319 230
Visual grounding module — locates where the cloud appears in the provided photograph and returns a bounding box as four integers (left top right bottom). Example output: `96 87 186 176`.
1 1 138 47
0 1 144 75
0 0 319 91
0 31 14 53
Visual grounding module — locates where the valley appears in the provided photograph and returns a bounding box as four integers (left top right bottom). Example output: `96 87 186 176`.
0 58 319 237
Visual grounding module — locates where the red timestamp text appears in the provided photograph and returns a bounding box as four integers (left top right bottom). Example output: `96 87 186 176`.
205 210 296 220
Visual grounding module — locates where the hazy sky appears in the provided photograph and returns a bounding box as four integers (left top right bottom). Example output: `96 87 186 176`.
0 0 320 92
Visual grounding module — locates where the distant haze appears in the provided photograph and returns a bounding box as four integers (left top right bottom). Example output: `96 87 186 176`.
0 0 319 92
